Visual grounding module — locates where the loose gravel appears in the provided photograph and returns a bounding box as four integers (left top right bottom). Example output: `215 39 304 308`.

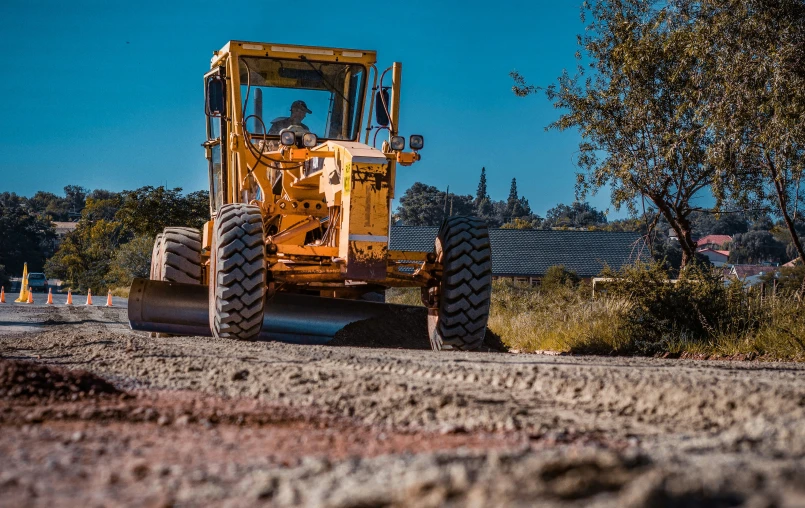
0 303 804 506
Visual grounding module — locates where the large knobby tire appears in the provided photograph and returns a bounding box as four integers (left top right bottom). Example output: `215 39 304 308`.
159 227 203 284
210 204 266 340
428 216 492 351
149 233 164 281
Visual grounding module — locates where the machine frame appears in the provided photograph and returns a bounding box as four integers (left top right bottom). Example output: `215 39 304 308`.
200 41 435 299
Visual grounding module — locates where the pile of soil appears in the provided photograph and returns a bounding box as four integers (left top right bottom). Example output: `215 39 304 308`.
329 306 507 352
0 358 121 400
330 306 431 349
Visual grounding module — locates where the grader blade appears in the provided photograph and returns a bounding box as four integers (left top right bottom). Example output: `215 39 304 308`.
128 278 403 344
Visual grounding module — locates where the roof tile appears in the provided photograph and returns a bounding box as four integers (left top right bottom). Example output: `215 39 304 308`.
390 226 649 278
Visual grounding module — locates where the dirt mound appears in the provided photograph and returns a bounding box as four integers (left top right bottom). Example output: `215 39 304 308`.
330 306 431 349
329 306 506 352
0 358 121 400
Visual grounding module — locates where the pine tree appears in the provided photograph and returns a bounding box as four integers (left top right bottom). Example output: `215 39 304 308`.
505 178 520 222
474 167 494 218
475 167 489 206
507 178 518 203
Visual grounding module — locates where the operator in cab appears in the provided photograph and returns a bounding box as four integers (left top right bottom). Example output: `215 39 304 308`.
268 100 312 135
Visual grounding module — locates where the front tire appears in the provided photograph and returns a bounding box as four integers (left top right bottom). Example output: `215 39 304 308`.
427 216 492 351
210 204 266 340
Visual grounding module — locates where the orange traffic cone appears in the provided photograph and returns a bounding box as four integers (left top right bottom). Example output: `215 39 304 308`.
27 287 33 304
0 286 5 303
86 289 93 306
66 289 73 305
106 290 113 307
47 288 53 305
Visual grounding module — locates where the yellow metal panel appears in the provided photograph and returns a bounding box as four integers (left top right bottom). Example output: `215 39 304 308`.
223 41 377 67
276 245 339 257
388 250 429 261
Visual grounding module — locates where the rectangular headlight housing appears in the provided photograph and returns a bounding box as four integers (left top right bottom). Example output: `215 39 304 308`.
390 135 405 151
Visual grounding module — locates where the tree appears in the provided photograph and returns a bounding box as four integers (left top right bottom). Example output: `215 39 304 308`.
690 211 749 237
63 185 88 218
729 231 787 265
45 186 209 291
513 0 716 267
0 264 8 291
503 178 534 223
474 168 494 218
500 217 539 230
83 190 122 222
397 183 472 226
688 0 805 285
106 235 153 286
0 192 56 274
541 265 580 291
475 167 489 206
543 202 607 229
27 191 70 221
116 186 208 239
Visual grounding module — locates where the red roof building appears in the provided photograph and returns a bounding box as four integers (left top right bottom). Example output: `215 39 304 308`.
698 248 730 267
696 234 733 249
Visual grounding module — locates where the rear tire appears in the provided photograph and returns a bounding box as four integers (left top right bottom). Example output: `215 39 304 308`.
159 227 203 284
149 234 164 281
427 216 492 351
210 204 266 340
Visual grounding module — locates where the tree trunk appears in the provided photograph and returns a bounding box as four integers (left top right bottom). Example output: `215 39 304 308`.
653 199 697 269
767 156 805 297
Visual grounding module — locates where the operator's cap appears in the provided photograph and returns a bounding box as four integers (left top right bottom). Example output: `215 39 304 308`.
291 100 312 114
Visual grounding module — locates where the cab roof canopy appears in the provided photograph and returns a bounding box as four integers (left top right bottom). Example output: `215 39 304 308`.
213 41 377 67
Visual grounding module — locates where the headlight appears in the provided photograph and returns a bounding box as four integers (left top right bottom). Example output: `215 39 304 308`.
302 133 318 148
409 134 424 150
280 130 296 146
390 135 405 151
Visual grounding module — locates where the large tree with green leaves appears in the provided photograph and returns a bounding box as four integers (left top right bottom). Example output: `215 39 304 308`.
116 186 208 238
513 0 717 267
543 201 607 229
687 0 805 282
397 183 474 226
46 186 209 290
0 192 56 275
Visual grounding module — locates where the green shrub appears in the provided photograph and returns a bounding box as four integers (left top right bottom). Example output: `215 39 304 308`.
540 265 580 291
387 263 805 361
597 263 759 354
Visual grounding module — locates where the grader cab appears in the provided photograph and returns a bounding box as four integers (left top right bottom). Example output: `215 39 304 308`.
128 41 492 350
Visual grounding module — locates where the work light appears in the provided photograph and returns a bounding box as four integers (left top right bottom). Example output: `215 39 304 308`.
280 130 296 146
390 136 405 151
303 133 318 148
409 134 424 150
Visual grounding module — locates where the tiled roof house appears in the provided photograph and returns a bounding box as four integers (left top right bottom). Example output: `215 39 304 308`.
696 234 733 249
390 226 649 284
697 248 730 267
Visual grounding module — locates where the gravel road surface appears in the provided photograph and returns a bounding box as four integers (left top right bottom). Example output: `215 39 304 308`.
1 303 803 507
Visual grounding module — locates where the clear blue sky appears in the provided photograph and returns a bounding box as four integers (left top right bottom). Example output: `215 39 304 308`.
0 0 619 218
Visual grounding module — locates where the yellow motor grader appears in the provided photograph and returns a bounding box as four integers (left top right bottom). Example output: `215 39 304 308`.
128 41 492 350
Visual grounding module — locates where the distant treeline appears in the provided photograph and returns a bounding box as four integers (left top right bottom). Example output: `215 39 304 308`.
0 186 207 291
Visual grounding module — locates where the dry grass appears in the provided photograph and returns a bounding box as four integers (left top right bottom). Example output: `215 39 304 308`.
111 286 130 298
487 281 633 353
386 269 805 361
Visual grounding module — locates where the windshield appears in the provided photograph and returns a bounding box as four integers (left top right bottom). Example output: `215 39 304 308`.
238 56 366 142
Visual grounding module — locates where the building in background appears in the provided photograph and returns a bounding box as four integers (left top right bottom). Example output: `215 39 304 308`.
390 227 649 285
